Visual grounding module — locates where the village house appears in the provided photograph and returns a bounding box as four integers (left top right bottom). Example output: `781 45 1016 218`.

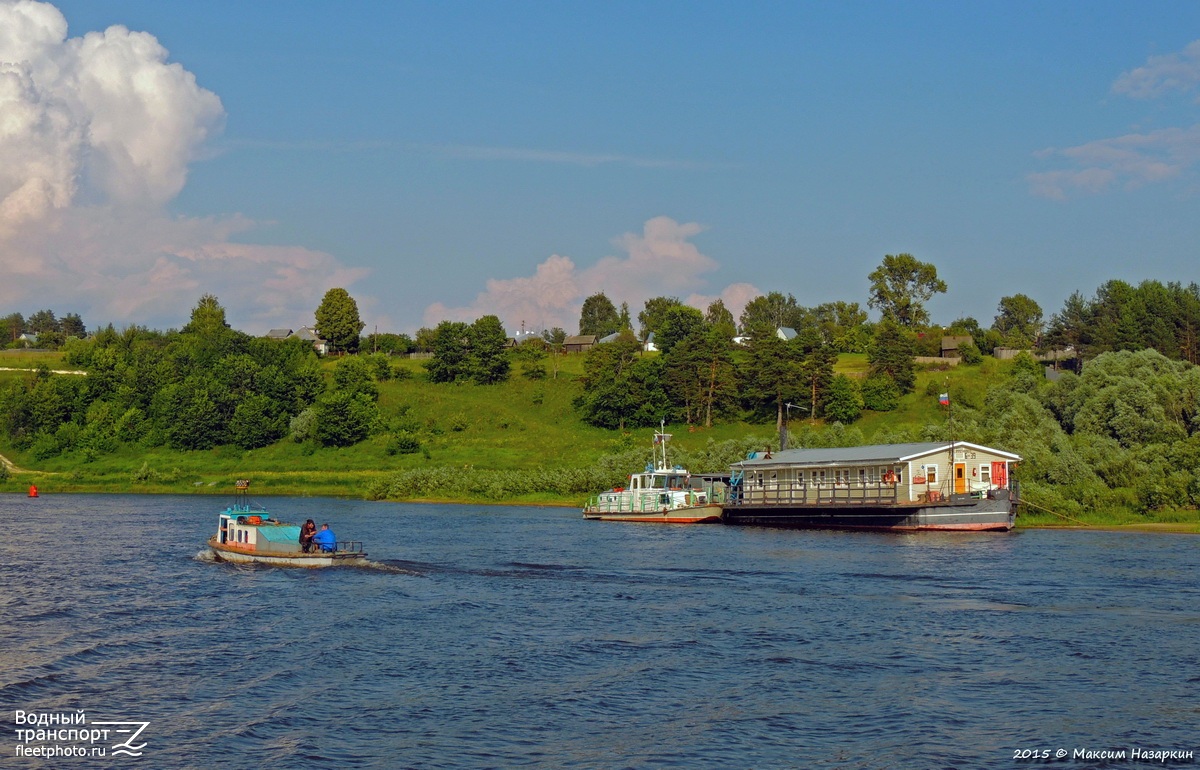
265 326 327 355
940 335 974 358
562 334 597 353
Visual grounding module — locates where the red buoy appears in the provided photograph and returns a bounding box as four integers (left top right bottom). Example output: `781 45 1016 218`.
28 485 39 498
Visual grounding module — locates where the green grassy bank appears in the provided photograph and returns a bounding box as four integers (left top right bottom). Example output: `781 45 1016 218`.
3 351 1200 532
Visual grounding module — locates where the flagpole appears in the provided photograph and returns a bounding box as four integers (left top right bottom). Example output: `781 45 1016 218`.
946 378 954 472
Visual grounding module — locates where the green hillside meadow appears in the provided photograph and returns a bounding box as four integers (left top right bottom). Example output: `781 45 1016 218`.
2 350 1198 532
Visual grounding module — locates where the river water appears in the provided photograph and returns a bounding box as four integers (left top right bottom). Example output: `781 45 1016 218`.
1 494 1197 769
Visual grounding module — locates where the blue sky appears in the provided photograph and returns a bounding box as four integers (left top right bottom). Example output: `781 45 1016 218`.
4 1 1200 336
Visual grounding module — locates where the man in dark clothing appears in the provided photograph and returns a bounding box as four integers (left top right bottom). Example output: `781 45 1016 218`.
299 519 317 553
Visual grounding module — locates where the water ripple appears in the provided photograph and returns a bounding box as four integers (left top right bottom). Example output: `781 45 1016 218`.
2 497 1197 768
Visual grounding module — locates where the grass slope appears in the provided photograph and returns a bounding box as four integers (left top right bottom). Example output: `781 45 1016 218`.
1 351 1196 531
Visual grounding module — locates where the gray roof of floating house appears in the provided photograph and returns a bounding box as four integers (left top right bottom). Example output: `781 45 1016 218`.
732 441 1020 469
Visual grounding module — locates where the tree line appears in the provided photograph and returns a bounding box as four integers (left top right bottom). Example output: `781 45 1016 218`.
0 295 405 460
1 310 87 348
5 255 1200 479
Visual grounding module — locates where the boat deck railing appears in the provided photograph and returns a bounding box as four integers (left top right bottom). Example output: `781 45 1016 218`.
728 480 903 507
585 484 727 514
336 541 364 554
728 479 1016 507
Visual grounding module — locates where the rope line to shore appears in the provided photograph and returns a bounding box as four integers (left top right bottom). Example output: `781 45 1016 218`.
1020 497 1089 526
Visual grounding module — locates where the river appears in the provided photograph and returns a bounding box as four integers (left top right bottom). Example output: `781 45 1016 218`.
2 494 1197 768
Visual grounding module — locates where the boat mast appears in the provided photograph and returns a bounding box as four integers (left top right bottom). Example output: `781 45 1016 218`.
654 420 672 471
235 478 250 512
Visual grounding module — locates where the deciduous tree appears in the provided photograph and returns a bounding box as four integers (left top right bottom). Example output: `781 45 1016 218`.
638 296 682 342
867 253 947 327
656 305 704 356
993 294 1044 348
575 330 657 429
426 321 470 383
315 288 365 354
823 374 863 423
467 315 511 384
578 292 621 337
739 292 802 338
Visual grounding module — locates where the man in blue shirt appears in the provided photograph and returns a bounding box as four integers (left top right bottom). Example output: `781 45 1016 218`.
312 523 336 553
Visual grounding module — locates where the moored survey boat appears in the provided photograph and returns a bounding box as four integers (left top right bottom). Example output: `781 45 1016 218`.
583 427 724 523
207 481 367 567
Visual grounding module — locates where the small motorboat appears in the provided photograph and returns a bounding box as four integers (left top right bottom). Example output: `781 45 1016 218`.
207 480 367 567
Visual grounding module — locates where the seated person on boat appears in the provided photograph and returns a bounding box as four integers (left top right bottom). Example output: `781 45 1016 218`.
312 524 336 553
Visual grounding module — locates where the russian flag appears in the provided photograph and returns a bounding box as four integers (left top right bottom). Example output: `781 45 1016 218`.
938 392 949 406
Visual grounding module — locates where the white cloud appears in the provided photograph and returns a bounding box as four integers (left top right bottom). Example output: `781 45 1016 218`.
1028 125 1200 199
1029 39 1200 199
423 216 759 334
1112 40 1200 99
0 1 366 331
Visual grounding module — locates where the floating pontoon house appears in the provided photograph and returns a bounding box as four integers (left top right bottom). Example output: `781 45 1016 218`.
723 441 1020 531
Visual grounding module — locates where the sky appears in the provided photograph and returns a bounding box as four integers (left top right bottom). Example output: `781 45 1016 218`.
2 1 1200 337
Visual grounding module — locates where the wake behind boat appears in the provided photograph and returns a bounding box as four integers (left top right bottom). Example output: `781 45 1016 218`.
207 480 367 567
582 426 724 523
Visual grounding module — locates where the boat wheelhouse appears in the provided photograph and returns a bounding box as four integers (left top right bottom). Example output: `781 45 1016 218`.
208 481 367 567
723 441 1020 531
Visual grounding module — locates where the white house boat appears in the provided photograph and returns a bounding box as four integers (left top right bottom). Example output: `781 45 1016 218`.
583 429 724 523
207 482 367 567
723 441 1021 532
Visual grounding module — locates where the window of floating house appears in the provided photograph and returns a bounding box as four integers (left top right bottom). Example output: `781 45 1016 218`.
980 464 991 485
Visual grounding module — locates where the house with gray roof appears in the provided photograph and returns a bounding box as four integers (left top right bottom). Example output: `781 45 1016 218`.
288 326 328 355
563 335 597 353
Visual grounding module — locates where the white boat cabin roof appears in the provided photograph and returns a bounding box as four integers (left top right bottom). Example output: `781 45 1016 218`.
732 441 1020 470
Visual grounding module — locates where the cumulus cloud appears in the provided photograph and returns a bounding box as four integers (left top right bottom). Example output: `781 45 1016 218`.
1029 39 1200 199
0 1 364 330
424 216 759 334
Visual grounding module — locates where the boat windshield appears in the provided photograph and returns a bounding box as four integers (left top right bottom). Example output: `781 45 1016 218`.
642 473 688 489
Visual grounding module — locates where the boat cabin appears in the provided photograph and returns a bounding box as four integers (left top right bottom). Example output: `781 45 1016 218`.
730 441 1020 506
217 509 304 554
215 480 303 554
626 467 691 493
